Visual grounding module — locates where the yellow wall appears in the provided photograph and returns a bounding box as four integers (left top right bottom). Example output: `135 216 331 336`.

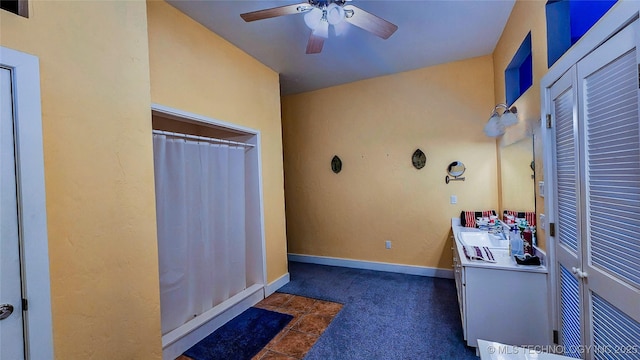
146 0 288 282
1 1 162 358
282 56 497 270
493 0 547 249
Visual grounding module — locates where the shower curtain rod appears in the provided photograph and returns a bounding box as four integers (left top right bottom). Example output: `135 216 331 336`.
153 130 255 148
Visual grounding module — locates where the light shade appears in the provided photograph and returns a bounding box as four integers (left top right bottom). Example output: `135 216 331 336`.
483 113 505 137
313 18 329 38
304 8 323 30
500 108 518 126
326 3 345 25
333 20 350 36
482 104 518 137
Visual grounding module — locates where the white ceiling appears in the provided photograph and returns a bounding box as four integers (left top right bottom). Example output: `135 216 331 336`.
167 0 516 95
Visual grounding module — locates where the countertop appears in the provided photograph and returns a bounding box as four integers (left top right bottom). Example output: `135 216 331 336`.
452 218 547 274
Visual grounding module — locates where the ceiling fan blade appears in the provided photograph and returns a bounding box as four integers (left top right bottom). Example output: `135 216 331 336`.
306 33 325 54
343 5 398 39
240 3 310 22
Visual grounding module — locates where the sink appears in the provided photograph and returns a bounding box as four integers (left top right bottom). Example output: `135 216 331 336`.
459 231 509 249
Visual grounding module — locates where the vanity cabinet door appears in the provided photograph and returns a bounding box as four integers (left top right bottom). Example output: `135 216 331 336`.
452 243 466 340
464 267 549 348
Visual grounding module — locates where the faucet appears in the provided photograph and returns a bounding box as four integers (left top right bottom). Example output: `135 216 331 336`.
498 221 509 240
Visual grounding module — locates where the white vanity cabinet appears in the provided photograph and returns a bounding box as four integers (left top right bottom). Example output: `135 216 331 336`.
452 218 551 349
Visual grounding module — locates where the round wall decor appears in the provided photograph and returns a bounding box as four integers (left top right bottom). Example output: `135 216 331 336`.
412 149 427 169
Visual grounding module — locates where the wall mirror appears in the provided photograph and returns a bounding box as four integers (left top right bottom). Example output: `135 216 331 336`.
445 161 466 184
500 134 535 223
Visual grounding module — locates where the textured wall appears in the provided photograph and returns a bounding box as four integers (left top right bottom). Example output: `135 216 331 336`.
146 0 288 283
282 56 497 270
493 0 548 249
1 1 162 358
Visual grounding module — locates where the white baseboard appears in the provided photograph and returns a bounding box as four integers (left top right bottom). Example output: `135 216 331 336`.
162 284 264 360
265 272 290 296
288 254 454 279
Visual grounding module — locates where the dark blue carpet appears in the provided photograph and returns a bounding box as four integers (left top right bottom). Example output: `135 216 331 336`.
278 262 477 360
183 307 292 360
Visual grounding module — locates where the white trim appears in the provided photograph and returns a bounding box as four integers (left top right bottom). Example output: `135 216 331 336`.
255 133 269 294
161 284 264 360
0 46 54 360
152 129 255 148
151 103 259 135
265 272 290 297
288 254 454 279
151 103 270 359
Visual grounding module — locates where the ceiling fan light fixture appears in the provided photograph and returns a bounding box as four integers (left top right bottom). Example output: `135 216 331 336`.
304 7 323 30
333 19 350 36
240 1 398 54
326 3 345 25
313 17 330 38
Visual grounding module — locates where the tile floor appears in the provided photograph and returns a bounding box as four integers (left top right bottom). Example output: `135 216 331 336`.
178 293 343 360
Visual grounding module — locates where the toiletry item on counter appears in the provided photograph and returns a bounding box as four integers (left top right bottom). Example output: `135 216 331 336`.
522 227 534 255
515 254 541 266
517 218 528 229
509 229 524 257
476 217 489 231
505 214 515 225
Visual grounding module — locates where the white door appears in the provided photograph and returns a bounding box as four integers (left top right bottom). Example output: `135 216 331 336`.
549 21 640 360
576 21 640 359
0 67 25 359
549 65 584 358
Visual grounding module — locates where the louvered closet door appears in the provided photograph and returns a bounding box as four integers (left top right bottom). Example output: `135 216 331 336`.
576 21 640 360
550 66 584 358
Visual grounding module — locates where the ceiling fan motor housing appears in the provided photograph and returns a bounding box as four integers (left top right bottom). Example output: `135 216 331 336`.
308 0 347 8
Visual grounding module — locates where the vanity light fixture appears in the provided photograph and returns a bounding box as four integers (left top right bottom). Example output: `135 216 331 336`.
483 104 519 137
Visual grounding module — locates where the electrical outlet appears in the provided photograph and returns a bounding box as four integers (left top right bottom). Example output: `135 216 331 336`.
450 195 457 204
385 240 391 249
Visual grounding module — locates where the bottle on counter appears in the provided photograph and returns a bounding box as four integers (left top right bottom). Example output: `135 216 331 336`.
522 227 534 255
510 229 524 257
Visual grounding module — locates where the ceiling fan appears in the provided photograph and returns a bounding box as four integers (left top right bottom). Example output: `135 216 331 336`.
240 0 398 54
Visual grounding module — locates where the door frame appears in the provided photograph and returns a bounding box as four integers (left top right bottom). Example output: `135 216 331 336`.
541 0 640 348
151 103 268 360
0 46 54 359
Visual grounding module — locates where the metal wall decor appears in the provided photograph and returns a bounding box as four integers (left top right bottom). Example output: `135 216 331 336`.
331 155 342 174
412 149 427 169
530 160 535 179
445 161 466 184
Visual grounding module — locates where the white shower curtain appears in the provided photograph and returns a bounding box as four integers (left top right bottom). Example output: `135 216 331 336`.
153 134 247 335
